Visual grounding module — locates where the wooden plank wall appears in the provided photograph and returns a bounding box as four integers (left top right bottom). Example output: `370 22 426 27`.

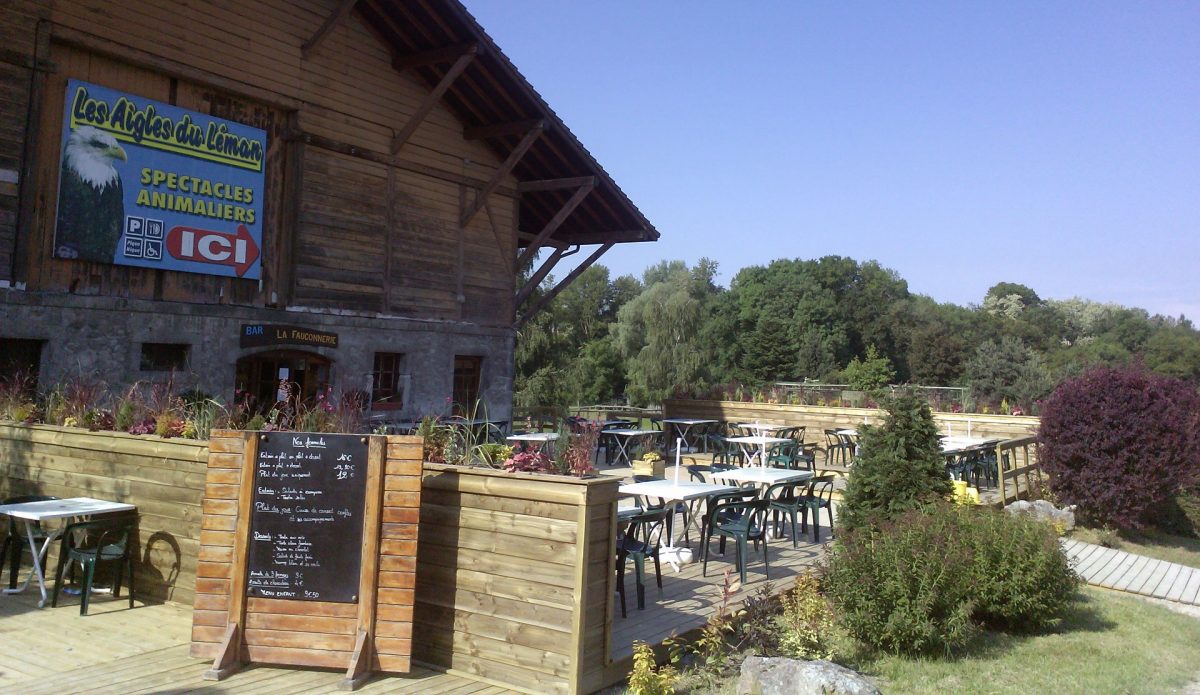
0 1 50 283
414 464 619 695
0 423 209 605
662 399 1040 442
7 0 519 326
190 431 421 673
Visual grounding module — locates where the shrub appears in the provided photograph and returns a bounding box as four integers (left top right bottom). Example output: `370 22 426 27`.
838 391 952 532
824 504 1080 655
776 573 835 660
824 506 977 655
1039 364 1200 530
964 508 1080 631
627 641 678 695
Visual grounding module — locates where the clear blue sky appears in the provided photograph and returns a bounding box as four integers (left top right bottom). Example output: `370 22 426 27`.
463 1 1200 319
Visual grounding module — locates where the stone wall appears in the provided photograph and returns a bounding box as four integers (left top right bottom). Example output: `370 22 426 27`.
1 290 514 424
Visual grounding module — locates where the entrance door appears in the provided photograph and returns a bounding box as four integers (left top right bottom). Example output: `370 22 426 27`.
235 350 331 414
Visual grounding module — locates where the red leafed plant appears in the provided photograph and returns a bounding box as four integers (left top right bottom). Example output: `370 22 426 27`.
1039 364 1200 529
503 450 556 474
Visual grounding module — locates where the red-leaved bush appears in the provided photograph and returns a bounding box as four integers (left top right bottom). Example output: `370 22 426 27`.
1039 365 1200 529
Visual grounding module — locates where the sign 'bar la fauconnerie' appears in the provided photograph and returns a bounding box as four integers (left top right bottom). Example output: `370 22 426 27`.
54 79 267 279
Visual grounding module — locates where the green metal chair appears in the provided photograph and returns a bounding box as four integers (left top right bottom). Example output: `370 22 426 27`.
765 480 809 548
800 475 837 543
616 506 669 616
701 496 771 584
51 513 138 615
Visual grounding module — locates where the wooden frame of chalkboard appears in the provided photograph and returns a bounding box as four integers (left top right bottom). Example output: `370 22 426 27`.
203 431 387 690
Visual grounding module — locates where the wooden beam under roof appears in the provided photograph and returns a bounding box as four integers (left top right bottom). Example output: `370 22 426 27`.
518 176 596 193
301 0 358 59
514 181 594 270
391 45 478 154
391 41 480 71
464 118 546 141
513 246 567 309
515 243 614 328
458 123 544 227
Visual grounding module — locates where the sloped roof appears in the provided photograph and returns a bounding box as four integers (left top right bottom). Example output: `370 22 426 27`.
357 0 659 249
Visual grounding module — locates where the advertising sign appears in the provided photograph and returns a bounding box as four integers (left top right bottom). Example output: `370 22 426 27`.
54 79 267 279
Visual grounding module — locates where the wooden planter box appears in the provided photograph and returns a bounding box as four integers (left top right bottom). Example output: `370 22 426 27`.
662 399 1040 442
0 421 210 604
1 423 626 694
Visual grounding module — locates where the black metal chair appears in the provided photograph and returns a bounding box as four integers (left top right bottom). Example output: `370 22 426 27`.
0 495 59 590
51 513 138 615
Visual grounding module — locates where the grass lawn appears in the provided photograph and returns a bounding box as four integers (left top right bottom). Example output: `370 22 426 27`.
839 588 1200 695
665 587 1200 694
1070 526 1200 569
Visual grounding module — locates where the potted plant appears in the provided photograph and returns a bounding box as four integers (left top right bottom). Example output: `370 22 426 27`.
632 451 665 478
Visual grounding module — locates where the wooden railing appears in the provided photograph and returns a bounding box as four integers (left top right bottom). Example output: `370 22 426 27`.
993 435 1041 507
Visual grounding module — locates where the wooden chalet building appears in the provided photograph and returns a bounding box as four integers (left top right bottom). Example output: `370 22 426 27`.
0 0 657 420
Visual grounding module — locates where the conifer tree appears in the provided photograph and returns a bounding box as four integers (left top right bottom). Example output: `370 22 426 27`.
838 392 951 532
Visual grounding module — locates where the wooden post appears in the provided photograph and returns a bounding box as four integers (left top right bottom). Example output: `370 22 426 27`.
340 435 385 689
203 431 258 680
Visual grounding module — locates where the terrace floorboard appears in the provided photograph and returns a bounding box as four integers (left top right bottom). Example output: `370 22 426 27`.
0 587 520 694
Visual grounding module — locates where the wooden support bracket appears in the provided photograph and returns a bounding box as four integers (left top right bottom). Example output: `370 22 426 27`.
391 45 478 154
459 124 543 228
514 246 567 308
517 176 595 193
301 0 358 59
513 181 594 271
338 629 376 690
516 243 613 328
202 623 245 680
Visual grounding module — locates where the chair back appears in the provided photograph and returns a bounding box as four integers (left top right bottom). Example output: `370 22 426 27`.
624 506 670 549
709 497 770 535
823 429 841 449
64 514 137 559
767 440 798 468
805 475 837 505
765 479 807 504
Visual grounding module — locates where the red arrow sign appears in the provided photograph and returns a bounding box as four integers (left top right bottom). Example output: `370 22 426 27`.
166 224 260 277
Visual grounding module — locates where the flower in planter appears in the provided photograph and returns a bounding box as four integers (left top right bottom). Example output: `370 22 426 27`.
503 450 555 473
639 452 663 463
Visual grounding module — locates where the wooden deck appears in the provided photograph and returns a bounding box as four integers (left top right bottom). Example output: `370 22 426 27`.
0 588 519 694
1062 538 1200 605
610 526 831 662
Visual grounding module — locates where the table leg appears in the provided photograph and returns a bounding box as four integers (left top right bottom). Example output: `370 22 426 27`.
2 521 54 606
613 437 632 467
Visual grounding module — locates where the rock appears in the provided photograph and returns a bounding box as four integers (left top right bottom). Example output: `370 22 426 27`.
1005 499 1075 532
737 657 881 695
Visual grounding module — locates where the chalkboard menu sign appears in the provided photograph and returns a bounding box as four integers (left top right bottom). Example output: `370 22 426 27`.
246 433 368 602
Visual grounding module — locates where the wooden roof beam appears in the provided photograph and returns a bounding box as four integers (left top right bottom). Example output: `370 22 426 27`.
513 246 567 309
390 45 478 154
517 176 596 193
459 123 544 227
464 119 546 141
301 0 359 59
514 180 594 271
515 243 614 328
391 41 480 71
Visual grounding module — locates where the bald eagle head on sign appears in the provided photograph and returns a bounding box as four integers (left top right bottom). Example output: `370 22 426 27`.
55 125 127 262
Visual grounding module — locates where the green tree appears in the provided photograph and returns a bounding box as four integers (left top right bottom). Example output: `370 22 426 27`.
965 336 1053 410
841 345 896 392
838 392 951 532
612 259 721 405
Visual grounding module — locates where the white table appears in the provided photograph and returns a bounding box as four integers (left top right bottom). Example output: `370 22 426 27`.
506 432 560 456
0 497 136 607
715 467 813 488
601 429 661 467
726 435 793 467
941 436 989 454
617 479 739 570
735 422 786 435
661 419 718 453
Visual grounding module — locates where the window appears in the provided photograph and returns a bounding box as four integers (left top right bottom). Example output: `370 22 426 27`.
0 338 43 392
452 355 482 415
140 343 189 371
372 352 408 410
